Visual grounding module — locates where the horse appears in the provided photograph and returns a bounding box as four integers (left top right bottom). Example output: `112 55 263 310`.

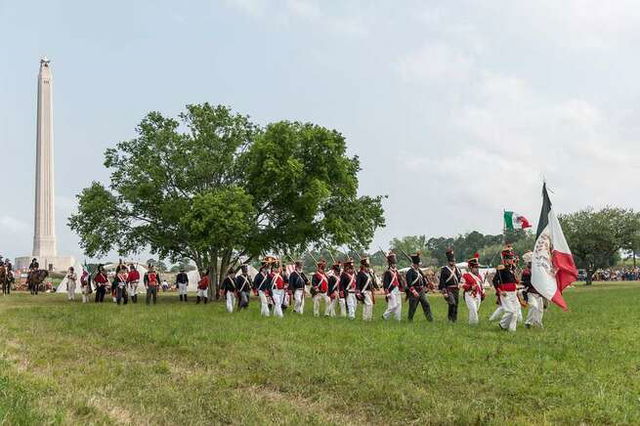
27 269 49 295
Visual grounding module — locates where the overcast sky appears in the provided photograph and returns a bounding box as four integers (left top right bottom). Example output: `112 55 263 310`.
2 0 640 262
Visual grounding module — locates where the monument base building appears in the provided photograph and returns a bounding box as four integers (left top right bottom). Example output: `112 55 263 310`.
14 255 75 273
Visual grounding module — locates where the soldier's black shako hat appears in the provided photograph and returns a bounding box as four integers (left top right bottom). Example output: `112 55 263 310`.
386 252 397 265
410 252 421 265
360 257 370 267
446 249 455 263
467 252 480 268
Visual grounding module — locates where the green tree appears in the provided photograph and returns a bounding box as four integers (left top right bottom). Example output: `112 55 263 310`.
559 207 634 285
69 103 385 295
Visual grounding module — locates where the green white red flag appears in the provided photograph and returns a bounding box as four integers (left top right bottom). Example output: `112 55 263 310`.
503 211 532 230
531 183 578 310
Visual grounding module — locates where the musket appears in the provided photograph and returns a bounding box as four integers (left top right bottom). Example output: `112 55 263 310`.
306 251 319 264
327 249 337 265
395 246 414 263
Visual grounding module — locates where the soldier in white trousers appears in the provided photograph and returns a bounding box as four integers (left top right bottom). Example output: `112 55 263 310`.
493 247 520 332
254 258 272 316
521 258 545 328
382 252 403 321
269 260 286 318
339 259 357 320
65 267 77 301
176 268 189 302
126 264 141 304
289 261 308 315
356 257 376 321
461 254 485 325
326 262 341 317
311 260 330 317
221 268 237 313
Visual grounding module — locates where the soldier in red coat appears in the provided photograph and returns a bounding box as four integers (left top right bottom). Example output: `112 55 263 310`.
461 254 485 325
382 252 404 321
311 259 329 317
197 270 210 304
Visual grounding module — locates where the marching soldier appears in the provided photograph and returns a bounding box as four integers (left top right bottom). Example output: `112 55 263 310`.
254 258 273 316
236 264 251 310
356 257 376 321
176 267 189 302
311 259 330 317
492 247 520 331
326 262 341 317
289 260 308 314
222 268 237 313
439 249 462 322
270 259 287 318
382 252 403 321
461 254 485 324
406 252 434 322
127 264 141 303
196 270 210 304
339 259 357 319
522 253 544 328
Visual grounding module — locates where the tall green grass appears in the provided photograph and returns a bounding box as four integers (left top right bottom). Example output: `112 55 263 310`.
0 282 638 425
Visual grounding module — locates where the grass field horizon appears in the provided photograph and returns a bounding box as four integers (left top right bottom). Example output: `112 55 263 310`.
1 282 639 425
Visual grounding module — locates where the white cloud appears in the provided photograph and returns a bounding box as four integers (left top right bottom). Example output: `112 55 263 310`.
224 0 369 37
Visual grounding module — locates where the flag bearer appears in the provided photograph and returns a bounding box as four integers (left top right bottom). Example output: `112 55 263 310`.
522 254 544 328
382 252 403 321
461 254 485 324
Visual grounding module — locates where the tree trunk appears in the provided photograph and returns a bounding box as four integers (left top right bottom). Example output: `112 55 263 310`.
634 251 636 269
211 260 219 300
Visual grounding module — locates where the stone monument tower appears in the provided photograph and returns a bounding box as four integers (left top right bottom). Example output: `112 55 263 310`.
15 58 74 272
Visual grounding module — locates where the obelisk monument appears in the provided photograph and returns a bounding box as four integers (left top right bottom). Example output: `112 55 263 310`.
15 58 74 272
33 57 57 259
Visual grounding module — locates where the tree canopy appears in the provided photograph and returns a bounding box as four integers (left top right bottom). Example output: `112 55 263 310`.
69 103 385 292
559 207 640 284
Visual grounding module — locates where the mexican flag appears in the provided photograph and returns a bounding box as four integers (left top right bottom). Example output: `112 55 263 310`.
531 183 578 310
503 211 532 230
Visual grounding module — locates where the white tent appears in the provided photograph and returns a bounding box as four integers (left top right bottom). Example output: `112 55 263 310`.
55 261 84 293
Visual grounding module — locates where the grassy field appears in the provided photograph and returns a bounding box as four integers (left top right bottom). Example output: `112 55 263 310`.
0 282 639 425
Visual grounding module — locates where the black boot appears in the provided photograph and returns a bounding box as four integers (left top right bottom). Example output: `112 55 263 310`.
184 295 187 302
204 297 208 304
196 296 201 304
179 294 183 301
